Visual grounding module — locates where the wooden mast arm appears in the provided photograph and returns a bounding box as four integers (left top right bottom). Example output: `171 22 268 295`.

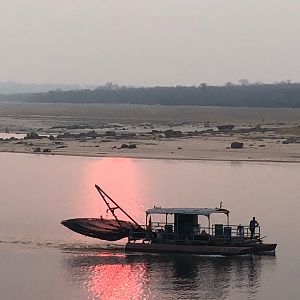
95 184 143 230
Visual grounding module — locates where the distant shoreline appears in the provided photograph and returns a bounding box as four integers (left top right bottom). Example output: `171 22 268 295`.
1 149 300 164
1 83 300 108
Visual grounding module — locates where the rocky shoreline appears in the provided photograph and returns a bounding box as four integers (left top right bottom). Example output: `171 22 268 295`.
0 103 300 162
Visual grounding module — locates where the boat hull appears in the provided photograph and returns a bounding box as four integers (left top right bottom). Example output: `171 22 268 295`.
125 242 277 256
61 218 142 241
252 243 277 253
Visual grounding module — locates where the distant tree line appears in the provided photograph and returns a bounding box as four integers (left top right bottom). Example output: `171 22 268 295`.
0 83 300 108
0 82 95 94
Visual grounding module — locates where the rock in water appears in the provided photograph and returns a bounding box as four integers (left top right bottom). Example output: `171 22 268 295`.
128 144 137 149
25 132 40 139
231 142 244 149
217 125 234 132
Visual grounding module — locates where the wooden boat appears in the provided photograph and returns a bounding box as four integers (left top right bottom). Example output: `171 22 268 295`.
61 185 277 256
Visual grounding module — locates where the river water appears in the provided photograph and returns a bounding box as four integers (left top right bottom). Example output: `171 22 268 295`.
0 153 299 300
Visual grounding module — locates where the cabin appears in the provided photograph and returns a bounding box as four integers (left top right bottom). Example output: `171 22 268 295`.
129 207 260 243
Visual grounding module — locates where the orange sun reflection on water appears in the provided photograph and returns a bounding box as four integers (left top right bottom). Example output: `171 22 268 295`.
87 256 151 300
70 158 151 298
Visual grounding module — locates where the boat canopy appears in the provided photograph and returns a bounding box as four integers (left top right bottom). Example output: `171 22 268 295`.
146 207 229 216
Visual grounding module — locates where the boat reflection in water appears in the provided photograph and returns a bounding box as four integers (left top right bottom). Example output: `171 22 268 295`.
62 248 276 300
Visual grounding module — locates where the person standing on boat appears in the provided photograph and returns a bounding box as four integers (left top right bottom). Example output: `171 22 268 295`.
249 217 259 239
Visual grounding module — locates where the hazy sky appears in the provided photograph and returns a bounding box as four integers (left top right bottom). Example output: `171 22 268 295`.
1 0 299 86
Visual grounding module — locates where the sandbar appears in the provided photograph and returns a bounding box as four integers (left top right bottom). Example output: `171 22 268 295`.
0 102 299 163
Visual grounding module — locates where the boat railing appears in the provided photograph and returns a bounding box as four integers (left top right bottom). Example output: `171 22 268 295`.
129 222 261 241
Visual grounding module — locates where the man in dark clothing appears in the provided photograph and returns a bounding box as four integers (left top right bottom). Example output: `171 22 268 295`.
249 217 259 239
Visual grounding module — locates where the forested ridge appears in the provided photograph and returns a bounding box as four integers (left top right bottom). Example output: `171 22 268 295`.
1 83 300 108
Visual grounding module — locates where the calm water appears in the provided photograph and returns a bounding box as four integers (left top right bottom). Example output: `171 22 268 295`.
0 153 299 300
